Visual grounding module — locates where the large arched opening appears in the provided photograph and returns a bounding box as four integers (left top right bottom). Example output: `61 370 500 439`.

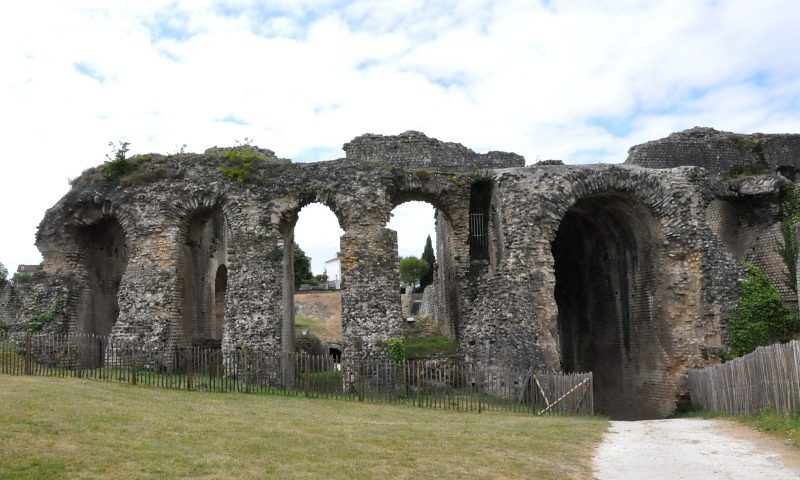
76 217 129 337
386 200 457 358
551 191 672 420
286 202 344 359
178 206 228 348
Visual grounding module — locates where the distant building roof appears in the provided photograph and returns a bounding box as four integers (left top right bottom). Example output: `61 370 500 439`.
16 265 39 273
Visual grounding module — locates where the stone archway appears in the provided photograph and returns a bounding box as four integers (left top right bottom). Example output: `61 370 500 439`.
76 217 129 337
178 206 228 348
551 191 672 420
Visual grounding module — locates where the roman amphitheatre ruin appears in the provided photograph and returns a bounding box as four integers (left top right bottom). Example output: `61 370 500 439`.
3 127 799 420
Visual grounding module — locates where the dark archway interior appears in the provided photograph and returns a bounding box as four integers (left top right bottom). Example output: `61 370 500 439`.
213 265 227 341
329 346 342 362
77 217 129 337
179 207 227 348
551 192 673 420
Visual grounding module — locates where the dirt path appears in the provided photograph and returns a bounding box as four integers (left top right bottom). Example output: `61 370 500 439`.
593 418 800 479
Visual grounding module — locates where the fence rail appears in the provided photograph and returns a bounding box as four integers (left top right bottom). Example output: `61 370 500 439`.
0 331 592 416
688 340 800 415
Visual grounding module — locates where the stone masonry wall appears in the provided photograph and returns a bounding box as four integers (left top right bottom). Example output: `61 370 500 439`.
0 279 16 325
626 127 800 176
25 128 800 419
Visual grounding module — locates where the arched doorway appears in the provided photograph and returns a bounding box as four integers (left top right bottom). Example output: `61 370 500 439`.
286 202 344 357
76 217 129 337
551 192 672 419
178 206 227 348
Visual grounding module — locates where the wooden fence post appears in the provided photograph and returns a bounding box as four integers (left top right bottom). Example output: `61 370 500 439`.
24 332 32 376
529 367 535 413
357 360 365 402
303 354 310 395
131 340 138 386
186 345 193 391
417 362 423 408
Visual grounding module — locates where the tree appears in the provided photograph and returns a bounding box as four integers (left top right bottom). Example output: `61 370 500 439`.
399 256 430 289
0 262 7 280
419 235 436 288
294 243 314 289
726 262 800 358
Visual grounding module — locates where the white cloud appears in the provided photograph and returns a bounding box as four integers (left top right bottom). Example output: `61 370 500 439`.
1 0 800 276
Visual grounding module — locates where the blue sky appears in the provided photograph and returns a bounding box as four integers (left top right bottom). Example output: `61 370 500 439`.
1 0 800 276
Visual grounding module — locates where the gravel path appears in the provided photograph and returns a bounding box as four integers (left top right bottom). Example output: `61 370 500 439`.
593 418 800 480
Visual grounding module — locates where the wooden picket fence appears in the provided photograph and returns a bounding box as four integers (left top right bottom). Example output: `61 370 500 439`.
0 331 593 416
688 340 800 415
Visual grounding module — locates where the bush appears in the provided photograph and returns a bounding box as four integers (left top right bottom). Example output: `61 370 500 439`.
387 337 406 363
726 262 800 358
12 272 32 283
220 145 269 184
26 294 65 333
101 141 136 180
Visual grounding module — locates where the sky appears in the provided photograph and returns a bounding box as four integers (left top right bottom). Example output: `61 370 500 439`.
1 0 800 277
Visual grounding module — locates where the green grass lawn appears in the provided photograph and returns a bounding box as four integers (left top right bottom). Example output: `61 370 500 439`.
0 375 607 479
739 411 800 448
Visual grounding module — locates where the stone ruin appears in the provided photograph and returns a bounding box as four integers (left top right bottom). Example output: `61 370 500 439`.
4 127 800 420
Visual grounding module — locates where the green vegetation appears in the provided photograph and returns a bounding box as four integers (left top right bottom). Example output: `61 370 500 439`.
12 272 32 283
446 174 466 187
419 234 436 288
25 294 65 333
725 164 766 179
778 183 800 292
726 262 800 359
386 336 406 363
405 333 459 358
293 243 313 288
740 410 800 448
414 169 432 181
399 256 430 289
220 141 270 185
101 141 136 180
119 165 168 187
731 134 767 163
0 376 607 479
0 262 7 279
726 135 767 179
471 169 492 186
674 407 800 449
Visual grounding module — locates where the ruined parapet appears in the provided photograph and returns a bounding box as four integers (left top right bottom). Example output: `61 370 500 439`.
626 127 800 177
343 130 525 171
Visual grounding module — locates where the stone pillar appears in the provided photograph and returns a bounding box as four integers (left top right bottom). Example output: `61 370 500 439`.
221 200 283 353
340 224 403 360
113 226 182 350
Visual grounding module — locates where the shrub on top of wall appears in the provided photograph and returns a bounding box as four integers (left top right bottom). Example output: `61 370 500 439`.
220 144 270 185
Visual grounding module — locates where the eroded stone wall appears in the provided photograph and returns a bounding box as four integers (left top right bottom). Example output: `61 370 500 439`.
26 128 800 419
0 279 16 325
